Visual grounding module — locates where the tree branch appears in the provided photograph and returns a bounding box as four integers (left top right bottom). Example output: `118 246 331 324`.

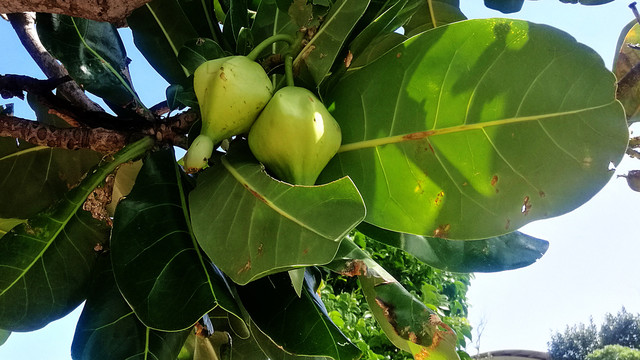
1 0 150 24
6 12 104 113
0 112 195 154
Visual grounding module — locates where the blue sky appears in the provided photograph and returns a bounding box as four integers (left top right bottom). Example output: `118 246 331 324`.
1 1 639 358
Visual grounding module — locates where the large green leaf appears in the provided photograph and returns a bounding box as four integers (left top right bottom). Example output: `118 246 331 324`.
357 222 548 272
403 0 466 36
36 14 139 107
189 140 366 285
294 0 370 86
111 148 243 331
72 256 190 360
327 240 459 359
127 0 199 83
0 138 101 219
321 19 628 239
0 137 154 331
236 271 361 360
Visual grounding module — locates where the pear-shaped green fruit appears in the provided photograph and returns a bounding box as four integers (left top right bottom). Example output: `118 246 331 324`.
248 86 342 185
184 56 273 173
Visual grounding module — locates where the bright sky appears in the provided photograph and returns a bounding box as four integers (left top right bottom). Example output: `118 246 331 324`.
0 1 639 359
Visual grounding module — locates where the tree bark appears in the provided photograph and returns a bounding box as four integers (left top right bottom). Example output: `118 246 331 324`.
0 0 150 24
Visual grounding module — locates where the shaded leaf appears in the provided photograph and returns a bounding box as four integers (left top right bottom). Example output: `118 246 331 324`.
71 256 190 360
189 140 366 285
357 222 549 272
105 160 143 217
127 0 198 83
0 138 101 219
295 0 370 86
483 0 524 13
237 271 361 359
166 79 198 110
236 27 254 56
403 0 466 36
178 38 226 74
111 148 244 331
36 14 139 107
613 21 640 124
0 138 154 331
321 19 628 239
327 240 459 359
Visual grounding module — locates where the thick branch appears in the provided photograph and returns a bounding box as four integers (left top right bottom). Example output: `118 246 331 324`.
1 0 150 24
0 111 195 154
0 114 128 153
6 12 103 113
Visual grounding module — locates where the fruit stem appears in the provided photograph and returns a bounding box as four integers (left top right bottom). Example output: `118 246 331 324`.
246 34 296 61
284 54 294 87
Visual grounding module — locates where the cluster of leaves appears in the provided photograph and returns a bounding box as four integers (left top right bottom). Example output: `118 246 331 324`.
548 308 640 360
587 345 640 360
321 232 472 359
0 0 632 359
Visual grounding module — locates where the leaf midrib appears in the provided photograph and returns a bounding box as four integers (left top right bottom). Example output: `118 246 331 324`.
337 101 617 153
220 157 330 239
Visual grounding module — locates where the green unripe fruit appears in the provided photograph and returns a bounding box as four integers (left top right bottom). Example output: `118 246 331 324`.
248 86 342 185
184 56 273 173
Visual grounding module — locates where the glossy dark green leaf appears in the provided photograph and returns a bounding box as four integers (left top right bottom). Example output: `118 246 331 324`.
236 27 254 55
71 256 190 360
294 0 370 86
127 0 199 83
357 222 549 272
228 0 249 42
327 240 459 359
0 138 154 331
36 14 138 107
321 19 628 239
166 79 198 110
251 0 297 60
250 320 331 360
111 148 244 331
178 38 226 74
483 0 523 13
189 140 366 285
0 138 101 219
237 272 361 360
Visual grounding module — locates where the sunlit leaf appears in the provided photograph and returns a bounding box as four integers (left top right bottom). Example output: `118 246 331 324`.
0 329 10 346
189 140 365 285
112 148 244 331
357 222 549 272
71 256 190 360
0 219 25 238
321 19 628 239
178 38 226 74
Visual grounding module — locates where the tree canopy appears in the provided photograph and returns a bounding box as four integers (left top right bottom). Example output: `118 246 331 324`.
0 0 635 359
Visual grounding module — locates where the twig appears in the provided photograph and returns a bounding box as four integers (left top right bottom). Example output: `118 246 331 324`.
0 0 150 24
631 2 640 25
6 12 104 113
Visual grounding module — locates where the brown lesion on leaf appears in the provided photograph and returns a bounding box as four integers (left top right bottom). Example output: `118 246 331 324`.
82 173 115 226
238 257 252 274
521 195 531 215
505 218 511 230
242 184 267 204
434 191 444 206
402 130 436 141
344 50 353 68
257 243 264 257
375 297 398 330
340 259 367 277
433 224 450 238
